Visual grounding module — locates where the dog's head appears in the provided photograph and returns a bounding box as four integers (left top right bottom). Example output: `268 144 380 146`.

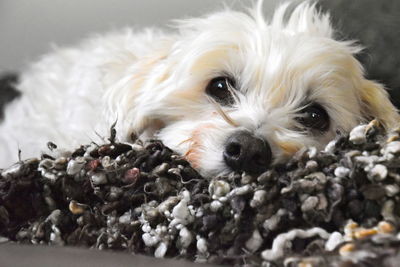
107 1 399 176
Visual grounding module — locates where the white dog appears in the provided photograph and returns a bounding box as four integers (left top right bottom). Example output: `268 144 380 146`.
0 1 398 176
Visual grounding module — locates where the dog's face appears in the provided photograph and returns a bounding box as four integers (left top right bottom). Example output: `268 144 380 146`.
108 2 398 176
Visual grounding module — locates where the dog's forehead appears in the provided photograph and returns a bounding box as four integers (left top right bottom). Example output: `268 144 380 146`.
184 14 352 75
177 8 363 112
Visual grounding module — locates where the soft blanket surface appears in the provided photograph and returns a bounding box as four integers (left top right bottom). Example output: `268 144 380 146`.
1 121 400 266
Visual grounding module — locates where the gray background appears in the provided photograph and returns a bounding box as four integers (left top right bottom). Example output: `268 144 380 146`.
0 0 279 72
0 0 399 106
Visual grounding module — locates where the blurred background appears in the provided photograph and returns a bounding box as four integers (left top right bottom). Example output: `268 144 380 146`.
0 0 267 71
0 0 399 106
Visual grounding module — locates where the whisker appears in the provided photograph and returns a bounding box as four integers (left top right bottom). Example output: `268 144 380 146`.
227 82 240 105
92 130 106 143
178 137 193 146
206 96 238 127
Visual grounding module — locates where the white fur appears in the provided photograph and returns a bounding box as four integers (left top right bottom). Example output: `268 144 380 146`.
0 1 398 176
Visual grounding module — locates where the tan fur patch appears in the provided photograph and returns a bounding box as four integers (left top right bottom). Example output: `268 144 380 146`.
277 141 301 155
189 45 238 74
184 123 215 168
360 80 400 129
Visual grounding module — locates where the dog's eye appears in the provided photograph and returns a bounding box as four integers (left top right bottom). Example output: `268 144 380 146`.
297 103 330 132
206 77 235 105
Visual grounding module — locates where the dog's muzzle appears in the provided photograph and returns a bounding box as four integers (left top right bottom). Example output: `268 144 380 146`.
223 130 272 174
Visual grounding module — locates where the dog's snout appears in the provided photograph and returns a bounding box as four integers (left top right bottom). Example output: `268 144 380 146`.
223 130 272 174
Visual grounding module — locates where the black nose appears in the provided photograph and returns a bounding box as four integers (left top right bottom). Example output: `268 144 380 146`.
223 130 272 174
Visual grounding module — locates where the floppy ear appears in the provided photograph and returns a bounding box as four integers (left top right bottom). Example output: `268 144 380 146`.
103 35 178 141
359 80 400 129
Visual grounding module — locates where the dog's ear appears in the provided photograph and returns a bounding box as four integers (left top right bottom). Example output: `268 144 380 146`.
103 35 178 140
359 80 399 129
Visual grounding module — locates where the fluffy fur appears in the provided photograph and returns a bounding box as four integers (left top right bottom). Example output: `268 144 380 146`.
0 1 398 176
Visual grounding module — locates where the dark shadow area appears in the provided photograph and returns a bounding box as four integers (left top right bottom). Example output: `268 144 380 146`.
0 73 19 120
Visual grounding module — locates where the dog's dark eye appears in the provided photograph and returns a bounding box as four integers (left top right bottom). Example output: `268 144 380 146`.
297 103 330 132
206 76 235 105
